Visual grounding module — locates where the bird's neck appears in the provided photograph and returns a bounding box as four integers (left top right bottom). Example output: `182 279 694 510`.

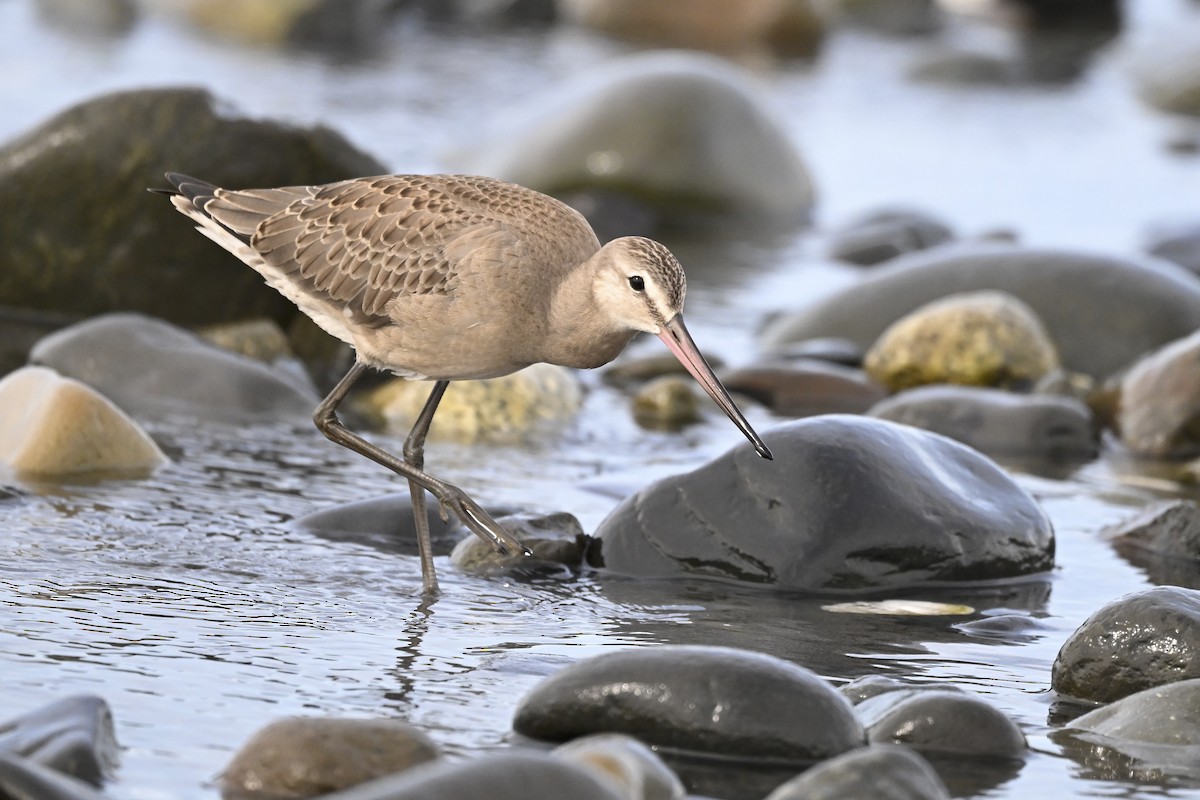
543 257 636 370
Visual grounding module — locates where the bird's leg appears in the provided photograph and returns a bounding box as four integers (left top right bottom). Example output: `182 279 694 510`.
312 363 529 593
402 381 449 594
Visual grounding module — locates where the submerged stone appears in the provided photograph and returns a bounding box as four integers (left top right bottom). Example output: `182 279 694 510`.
591 415 1054 591
514 646 864 761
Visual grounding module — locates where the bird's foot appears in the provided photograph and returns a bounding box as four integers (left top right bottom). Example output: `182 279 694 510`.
439 487 532 557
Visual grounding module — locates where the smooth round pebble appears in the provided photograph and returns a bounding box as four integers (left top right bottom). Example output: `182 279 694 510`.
856 690 1027 758
1052 586 1200 703
1118 328 1200 458
513 645 865 761
764 744 950 800
219 717 441 800
553 733 685 800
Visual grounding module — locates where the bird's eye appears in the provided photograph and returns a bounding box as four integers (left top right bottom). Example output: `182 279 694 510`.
628 275 645 292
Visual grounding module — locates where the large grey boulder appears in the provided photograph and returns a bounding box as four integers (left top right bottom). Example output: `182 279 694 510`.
760 243 1200 379
591 415 1054 591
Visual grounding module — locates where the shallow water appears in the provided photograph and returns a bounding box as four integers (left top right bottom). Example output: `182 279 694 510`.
3 2 1200 798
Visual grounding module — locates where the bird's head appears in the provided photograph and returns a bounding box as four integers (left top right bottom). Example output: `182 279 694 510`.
592 236 687 335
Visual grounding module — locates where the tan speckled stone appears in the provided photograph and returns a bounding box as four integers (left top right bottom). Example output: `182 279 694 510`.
361 363 583 443
0 366 167 478
864 290 1059 392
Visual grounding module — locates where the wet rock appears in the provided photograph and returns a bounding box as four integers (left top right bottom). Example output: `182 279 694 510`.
631 375 701 430
771 337 864 367
514 646 864 760
760 243 1200 379
1131 32 1200 117
447 51 814 235
361 364 582 443
1052 586 1200 703
317 752 623 800
0 695 119 786
721 360 886 417
826 208 954 266
857 690 1026 758
953 612 1053 642
34 0 137 36
863 291 1059 392
868 384 1097 461
557 0 824 58
1056 678 1200 783
30 313 319 423
0 87 383 328
828 0 941 35
294 492 516 557
0 755 109 800
764 744 950 800
451 511 587 576
909 51 1014 85
591 415 1054 591
1145 220 1200 276
603 352 724 388
838 676 963 706
198 318 295 364
0 366 168 478
0 306 77 380
1118 329 1200 459
152 0 403 53
1032 368 1096 403
1067 677 1200 745
1101 500 1200 562
553 733 685 800
219 717 440 800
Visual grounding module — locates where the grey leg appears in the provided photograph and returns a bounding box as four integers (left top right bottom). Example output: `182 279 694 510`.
313 363 527 593
402 380 449 594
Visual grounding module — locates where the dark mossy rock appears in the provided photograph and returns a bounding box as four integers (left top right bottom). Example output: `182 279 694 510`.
765 744 950 800
0 87 384 327
591 415 1054 592
1051 586 1200 703
760 243 1200 379
0 695 118 786
514 646 864 762
868 384 1097 461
